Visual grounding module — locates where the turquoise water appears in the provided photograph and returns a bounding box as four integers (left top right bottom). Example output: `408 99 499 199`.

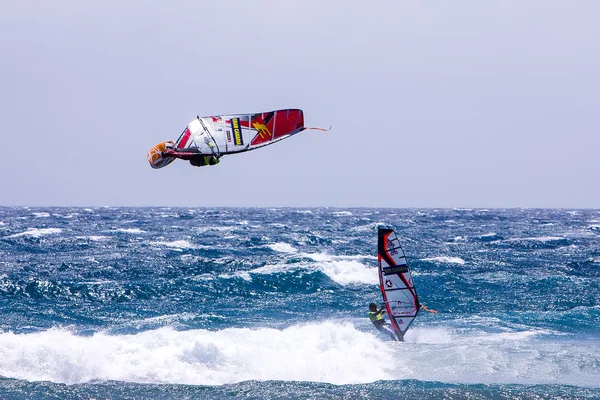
0 207 599 399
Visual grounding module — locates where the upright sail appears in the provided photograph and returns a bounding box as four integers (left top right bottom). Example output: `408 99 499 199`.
377 227 420 341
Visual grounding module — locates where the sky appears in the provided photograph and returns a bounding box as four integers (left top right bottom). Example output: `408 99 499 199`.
1 1 599 208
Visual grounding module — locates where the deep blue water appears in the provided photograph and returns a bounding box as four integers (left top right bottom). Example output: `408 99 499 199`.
0 207 599 399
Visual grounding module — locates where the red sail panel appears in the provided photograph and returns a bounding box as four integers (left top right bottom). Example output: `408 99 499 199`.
250 109 304 146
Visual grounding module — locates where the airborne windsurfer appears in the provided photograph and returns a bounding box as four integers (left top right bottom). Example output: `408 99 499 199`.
368 302 399 341
147 109 328 170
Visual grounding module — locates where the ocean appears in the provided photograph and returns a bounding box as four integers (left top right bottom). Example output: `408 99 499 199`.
0 207 598 399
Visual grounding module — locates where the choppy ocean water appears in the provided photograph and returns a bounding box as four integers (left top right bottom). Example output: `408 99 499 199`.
0 207 599 399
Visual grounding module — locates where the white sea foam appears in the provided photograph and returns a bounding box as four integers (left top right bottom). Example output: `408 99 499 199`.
88 235 108 241
331 211 352 217
246 263 291 276
76 236 109 241
302 252 375 263
480 232 498 238
269 223 287 228
531 236 565 242
316 259 378 285
191 273 215 281
6 228 62 238
298 252 378 285
221 252 378 286
407 327 454 344
422 256 466 265
126 313 199 329
0 324 598 387
114 228 145 234
351 222 384 233
151 240 197 249
267 242 297 253
506 236 565 243
52 213 75 219
218 266 274 281
32 212 50 218
194 226 235 233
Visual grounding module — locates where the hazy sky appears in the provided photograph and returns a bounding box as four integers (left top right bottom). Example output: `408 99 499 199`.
2 1 599 208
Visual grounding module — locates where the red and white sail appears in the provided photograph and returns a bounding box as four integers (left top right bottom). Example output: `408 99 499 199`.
377 227 420 340
148 109 329 169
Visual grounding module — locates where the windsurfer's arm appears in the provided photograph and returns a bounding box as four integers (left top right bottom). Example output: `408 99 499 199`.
420 304 438 314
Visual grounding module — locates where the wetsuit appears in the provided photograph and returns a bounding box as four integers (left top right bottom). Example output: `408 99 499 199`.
189 155 220 167
369 308 398 341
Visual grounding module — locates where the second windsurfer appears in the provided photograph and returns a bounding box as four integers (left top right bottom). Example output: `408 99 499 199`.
368 302 399 341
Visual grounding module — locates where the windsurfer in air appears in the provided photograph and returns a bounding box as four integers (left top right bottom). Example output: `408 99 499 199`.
368 302 399 341
147 109 329 170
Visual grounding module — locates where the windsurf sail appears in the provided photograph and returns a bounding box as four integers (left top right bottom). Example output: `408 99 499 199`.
377 226 420 341
147 109 329 169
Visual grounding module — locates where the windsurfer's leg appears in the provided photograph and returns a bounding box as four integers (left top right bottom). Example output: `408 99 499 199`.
380 325 397 341
190 157 207 167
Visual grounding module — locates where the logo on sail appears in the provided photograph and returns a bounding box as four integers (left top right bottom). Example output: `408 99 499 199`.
252 122 271 140
382 265 408 275
231 118 243 146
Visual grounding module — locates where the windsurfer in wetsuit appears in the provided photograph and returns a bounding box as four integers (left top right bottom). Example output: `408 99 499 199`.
368 302 399 341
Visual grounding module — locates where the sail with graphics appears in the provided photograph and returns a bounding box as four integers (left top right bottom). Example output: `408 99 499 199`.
147 109 329 169
377 226 420 341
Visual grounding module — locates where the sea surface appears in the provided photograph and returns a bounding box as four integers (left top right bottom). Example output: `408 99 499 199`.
0 207 599 399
